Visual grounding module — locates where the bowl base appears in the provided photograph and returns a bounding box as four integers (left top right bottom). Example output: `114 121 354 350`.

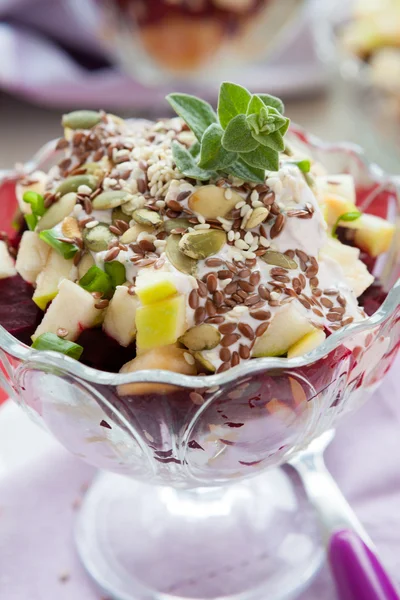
75 468 324 600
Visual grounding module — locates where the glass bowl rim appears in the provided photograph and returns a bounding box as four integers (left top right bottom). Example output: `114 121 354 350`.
0 126 399 390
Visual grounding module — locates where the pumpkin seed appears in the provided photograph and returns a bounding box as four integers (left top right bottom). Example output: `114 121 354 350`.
112 207 131 224
61 216 81 240
132 208 162 227
35 192 77 232
92 190 131 210
120 223 154 244
179 230 226 260
77 253 95 279
56 175 98 197
261 250 298 270
244 206 269 230
83 223 117 252
62 110 101 130
164 218 191 234
179 324 221 351
81 162 108 178
188 185 242 219
193 351 215 373
166 235 197 276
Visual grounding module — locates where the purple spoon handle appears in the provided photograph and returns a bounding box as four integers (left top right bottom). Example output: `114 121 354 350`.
329 529 400 600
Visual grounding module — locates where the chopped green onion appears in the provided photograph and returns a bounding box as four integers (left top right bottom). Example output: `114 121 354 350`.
79 265 113 296
23 191 46 216
32 333 83 360
286 159 311 173
39 229 79 259
332 211 362 238
25 213 38 231
104 261 126 288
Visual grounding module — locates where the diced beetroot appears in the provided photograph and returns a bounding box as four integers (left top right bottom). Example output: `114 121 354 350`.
0 276 42 345
77 328 136 373
359 284 388 316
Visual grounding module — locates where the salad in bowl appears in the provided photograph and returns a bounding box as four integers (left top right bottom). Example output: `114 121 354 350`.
0 83 398 600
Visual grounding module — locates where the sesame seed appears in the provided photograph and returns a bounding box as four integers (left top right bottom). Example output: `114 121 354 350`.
235 239 249 250
194 223 211 230
225 188 233 200
85 220 99 229
228 230 235 242
184 352 195 365
250 190 259 203
235 200 246 209
78 184 92 195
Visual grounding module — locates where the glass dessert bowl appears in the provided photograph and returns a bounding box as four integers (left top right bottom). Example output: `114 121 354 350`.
0 85 399 600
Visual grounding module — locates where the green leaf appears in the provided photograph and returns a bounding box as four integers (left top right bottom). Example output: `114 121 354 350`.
241 145 279 171
198 124 237 170
32 333 83 360
225 158 265 184
253 130 285 152
332 211 362 238
189 141 201 159
258 93 285 114
104 261 126 288
218 82 252 129
222 114 259 153
166 93 217 142
39 229 79 259
79 265 113 295
246 94 265 117
172 141 217 181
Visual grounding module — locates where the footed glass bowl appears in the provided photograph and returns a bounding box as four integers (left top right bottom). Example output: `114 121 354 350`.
0 127 399 600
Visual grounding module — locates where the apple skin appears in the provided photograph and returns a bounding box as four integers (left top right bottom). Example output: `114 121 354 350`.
287 330 326 359
118 345 197 396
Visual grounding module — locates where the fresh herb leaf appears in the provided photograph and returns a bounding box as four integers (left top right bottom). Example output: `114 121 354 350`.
104 261 126 288
252 130 285 152
172 141 217 181
225 158 265 184
218 82 252 129
332 211 362 238
240 145 279 171
198 124 237 170
79 265 113 295
166 93 217 142
189 141 201 159
222 114 259 153
39 229 79 259
32 332 84 360
258 93 285 114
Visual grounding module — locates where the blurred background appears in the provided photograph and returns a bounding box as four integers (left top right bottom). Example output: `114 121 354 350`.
0 0 400 171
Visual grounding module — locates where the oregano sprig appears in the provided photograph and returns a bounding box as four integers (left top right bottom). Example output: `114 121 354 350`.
166 82 289 184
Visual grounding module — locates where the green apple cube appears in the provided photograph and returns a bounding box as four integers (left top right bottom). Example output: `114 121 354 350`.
15 231 50 284
342 214 395 257
136 295 186 350
32 279 105 342
252 304 315 358
135 272 178 305
0 241 17 279
33 249 74 310
103 286 139 347
287 329 326 359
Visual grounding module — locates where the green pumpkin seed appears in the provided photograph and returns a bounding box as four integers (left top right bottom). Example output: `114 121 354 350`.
179 324 221 352
35 192 77 232
92 190 131 210
83 223 117 252
119 223 154 244
56 175 98 197
179 230 226 260
62 110 101 130
188 185 242 219
132 208 162 227
261 250 298 270
166 235 197 276
112 207 131 224
164 218 191 234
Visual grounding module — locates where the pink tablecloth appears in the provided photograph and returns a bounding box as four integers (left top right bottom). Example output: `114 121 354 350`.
0 357 399 600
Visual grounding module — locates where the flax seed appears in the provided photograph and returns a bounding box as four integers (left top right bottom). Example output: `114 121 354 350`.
341 317 354 327
206 273 218 293
219 323 237 335
206 258 224 267
218 270 232 280
115 219 129 233
306 265 318 278
177 190 191 202
256 322 269 337
239 344 251 359
231 352 240 367
321 297 333 309
205 299 217 316
238 323 255 340
327 313 341 322
245 295 261 306
194 307 207 324
57 328 68 338
95 299 109 309
298 297 311 309
205 316 224 324
213 291 224 306
84 198 93 214
221 334 241 347
238 268 251 278
284 249 296 259
238 280 255 293
258 285 270 300
310 277 319 288
217 362 231 374
104 247 120 262
250 310 271 321
109 225 122 236
233 293 245 303
249 271 261 286
197 280 208 297
189 289 199 309
337 295 347 307
295 249 309 263
220 348 231 362
312 308 324 318
225 282 238 295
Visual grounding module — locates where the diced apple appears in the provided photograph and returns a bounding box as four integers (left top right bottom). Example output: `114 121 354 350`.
118 345 197 396
16 171 47 214
32 279 105 342
103 286 138 347
135 271 178 305
15 231 51 284
136 295 186 350
316 174 356 207
252 304 315 358
32 249 74 310
77 253 95 279
287 330 326 359
322 194 358 227
0 241 17 279
320 238 374 297
338 213 395 258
